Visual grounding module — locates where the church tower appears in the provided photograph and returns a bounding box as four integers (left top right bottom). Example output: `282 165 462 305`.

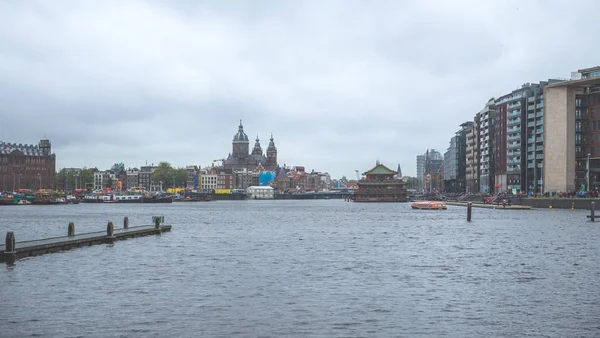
266 133 277 166
232 120 249 157
251 135 263 156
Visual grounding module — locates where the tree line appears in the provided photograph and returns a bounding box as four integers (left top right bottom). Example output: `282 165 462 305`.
55 162 192 190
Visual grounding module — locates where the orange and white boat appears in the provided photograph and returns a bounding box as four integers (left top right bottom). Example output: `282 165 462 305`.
411 201 447 210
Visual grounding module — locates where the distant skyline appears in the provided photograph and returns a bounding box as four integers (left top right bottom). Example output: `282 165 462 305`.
1 1 600 178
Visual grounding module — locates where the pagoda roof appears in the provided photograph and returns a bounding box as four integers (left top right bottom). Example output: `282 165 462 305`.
363 163 397 176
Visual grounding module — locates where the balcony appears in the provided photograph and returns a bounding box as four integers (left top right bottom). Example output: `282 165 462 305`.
508 142 521 149
536 154 544 159
527 137 535 143
536 136 544 142
528 104 535 110
507 118 521 126
536 120 544 126
536 103 544 109
527 146 534 152
536 127 544 134
528 163 534 168
508 111 521 118
536 146 544 151
528 97 535 103
527 121 535 127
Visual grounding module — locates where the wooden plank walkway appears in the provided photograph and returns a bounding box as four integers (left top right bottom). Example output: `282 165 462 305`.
1 217 171 263
446 201 532 210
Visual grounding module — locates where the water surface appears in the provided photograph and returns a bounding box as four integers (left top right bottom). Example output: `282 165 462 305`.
1 201 599 337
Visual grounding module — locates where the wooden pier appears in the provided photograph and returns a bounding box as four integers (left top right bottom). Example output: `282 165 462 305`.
1 216 171 263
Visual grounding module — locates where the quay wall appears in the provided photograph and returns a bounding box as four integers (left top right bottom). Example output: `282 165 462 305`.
508 198 599 210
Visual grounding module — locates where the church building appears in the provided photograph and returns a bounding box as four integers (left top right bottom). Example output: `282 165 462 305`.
223 121 278 172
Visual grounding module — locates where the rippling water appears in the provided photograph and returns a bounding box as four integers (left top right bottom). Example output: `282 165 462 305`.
1 201 599 337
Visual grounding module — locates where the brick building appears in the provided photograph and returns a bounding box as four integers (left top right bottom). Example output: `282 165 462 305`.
0 139 56 191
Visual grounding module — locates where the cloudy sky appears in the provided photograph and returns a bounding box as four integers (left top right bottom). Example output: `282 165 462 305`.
1 0 599 178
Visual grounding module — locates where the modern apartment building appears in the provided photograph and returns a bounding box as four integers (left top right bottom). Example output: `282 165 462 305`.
424 149 444 192
545 66 600 192
479 100 495 193
493 97 507 192
444 122 471 193
416 154 426 189
465 114 480 193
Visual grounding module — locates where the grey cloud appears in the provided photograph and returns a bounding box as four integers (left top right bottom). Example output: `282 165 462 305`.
1 0 600 178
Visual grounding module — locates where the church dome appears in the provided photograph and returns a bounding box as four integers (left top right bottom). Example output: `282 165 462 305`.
233 120 249 143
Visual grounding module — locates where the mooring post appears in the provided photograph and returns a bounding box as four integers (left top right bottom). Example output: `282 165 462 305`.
154 217 161 230
467 202 472 222
123 217 129 229
591 202 596 222
107 221 115 243
5 231 16 252
68 222 75 237
3 231 16 263
572 202 575 210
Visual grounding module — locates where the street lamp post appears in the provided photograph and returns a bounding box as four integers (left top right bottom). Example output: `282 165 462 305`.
587 153 591 192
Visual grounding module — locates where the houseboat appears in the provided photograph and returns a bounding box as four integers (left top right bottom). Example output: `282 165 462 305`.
0 193 16 205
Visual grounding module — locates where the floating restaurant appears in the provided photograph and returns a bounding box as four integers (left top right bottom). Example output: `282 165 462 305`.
353 162 408 202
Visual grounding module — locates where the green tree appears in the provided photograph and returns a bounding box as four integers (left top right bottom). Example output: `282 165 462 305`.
56 168 96 191
152 162 175 187
78 168 95 190
174 168 189 188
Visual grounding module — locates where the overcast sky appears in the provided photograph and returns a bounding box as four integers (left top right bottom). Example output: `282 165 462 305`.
1 1 599 178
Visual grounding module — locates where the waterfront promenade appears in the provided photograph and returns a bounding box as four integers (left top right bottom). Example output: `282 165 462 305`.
1 201 599 337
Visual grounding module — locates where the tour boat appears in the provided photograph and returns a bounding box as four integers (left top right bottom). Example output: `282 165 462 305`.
411 201 447 210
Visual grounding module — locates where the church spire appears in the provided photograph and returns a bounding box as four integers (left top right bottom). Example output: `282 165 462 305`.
396 163 402 178
251 135 263 155
267 133 276 150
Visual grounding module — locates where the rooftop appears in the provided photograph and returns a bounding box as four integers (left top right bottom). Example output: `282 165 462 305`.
0 141 46 156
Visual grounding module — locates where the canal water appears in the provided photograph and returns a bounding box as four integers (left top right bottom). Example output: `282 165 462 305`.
1 201 599 337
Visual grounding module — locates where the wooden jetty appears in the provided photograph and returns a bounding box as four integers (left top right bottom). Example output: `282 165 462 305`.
446 201 532 210
1 216 171 263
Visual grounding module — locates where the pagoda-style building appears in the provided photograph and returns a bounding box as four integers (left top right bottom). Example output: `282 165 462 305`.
353 162 408 202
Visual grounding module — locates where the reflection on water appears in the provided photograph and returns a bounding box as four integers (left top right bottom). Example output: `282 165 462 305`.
1 201 599 337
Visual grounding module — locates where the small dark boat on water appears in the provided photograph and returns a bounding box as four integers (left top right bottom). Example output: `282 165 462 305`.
140 195 173 203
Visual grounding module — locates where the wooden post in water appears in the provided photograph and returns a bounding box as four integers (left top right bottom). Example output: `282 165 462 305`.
107 221 115 243
154 217 161 229
123 217 129 229
3 231 16 263
467 202 472 222
68 222 75 237
5 231 16 253
590 202 596 222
